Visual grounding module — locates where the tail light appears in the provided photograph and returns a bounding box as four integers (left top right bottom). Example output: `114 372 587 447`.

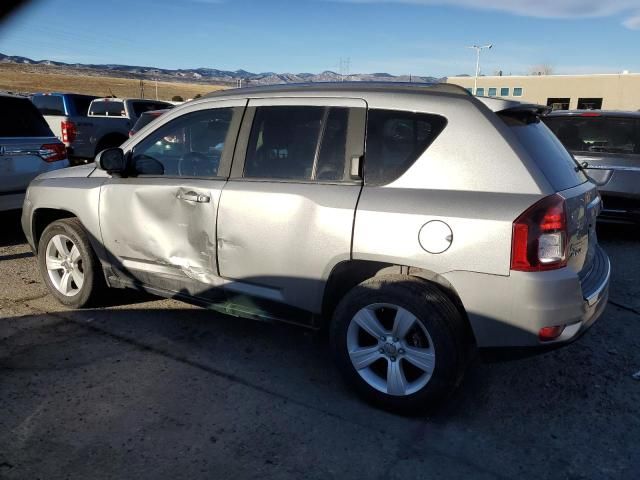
511 194 568 271
39 143 67 162
61 120 77 144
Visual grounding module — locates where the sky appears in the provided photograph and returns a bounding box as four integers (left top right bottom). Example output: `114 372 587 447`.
0 0 638 77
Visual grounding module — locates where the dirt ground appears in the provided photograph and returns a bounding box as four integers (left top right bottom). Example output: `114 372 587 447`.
0 210 638 479
0 63 226 100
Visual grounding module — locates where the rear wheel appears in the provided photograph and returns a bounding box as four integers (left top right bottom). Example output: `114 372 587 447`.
330 275 470 414
38 218 106 308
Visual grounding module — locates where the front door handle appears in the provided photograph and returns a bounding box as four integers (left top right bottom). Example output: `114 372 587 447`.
177 191 210 203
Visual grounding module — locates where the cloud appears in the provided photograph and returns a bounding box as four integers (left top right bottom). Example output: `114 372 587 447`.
334 0 640 28
623 13 640 29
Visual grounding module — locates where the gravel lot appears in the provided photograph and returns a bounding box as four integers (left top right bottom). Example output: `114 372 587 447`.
0 210 638 480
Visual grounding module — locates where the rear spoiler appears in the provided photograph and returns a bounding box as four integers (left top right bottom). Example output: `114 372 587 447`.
476 97 550 116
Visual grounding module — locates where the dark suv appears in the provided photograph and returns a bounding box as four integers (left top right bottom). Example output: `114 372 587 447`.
543 110 640 223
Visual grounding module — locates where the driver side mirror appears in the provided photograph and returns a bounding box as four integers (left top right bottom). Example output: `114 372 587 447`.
96 148 126 175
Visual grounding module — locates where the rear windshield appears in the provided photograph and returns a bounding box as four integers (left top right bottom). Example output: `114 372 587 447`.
501 112 587 192
543 115 640 155
90 100 125 117
31 95 66 116
0 96 53 137
131 101 171 117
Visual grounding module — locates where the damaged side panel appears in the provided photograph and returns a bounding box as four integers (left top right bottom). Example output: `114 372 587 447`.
99 178 226 299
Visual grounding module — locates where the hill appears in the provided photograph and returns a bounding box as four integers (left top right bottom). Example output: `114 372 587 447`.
0 52 443 87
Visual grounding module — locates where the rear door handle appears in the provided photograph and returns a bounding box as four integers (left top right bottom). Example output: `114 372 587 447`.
177 191 210 203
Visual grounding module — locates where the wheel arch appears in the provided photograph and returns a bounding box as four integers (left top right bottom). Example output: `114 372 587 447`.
322 260 474 345
32 208 103 260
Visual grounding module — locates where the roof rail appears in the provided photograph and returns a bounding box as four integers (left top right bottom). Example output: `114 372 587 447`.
204 81 472 98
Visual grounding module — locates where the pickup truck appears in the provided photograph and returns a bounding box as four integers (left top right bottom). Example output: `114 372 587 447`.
32 94 172 164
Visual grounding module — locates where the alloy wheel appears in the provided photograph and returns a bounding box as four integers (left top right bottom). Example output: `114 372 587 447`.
45 234 84 297
346 303 436 396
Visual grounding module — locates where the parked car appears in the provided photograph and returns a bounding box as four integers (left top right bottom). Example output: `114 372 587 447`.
85 98 173 159
32 95 172 164
129 108 172 137
0 93 68 212
22 83 609 413
542 110 640 223
31 93 98 162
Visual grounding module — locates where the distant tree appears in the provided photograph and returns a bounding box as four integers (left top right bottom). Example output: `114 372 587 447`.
194 93 202 99
172 95 184 102
530 64 553 76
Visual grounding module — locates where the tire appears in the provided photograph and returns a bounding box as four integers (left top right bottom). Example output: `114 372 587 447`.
330 274 470 414
37 218 106 308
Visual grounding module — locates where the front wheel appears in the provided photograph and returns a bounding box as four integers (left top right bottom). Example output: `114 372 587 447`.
330 275 471 414
37 218 106 308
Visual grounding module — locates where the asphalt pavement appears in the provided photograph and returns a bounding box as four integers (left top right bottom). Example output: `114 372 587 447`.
0 210 639 480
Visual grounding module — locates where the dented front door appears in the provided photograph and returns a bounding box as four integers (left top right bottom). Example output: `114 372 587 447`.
98 102 244 299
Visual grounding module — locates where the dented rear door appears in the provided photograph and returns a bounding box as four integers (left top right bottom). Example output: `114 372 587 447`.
99 100 245 299
216 97 367 314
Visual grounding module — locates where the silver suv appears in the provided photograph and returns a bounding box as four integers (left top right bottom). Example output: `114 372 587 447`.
21 83 610 413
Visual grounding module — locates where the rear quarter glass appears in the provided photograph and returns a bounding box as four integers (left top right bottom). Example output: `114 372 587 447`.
0 96 53 137
502 113 587 192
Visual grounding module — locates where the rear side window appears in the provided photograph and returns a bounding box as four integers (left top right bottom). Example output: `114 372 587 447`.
245 106 352 181
543 116 640 155
364 109 447 185
90 101 125 116
31 95 66 116
502 113 586 191
0 96 53 137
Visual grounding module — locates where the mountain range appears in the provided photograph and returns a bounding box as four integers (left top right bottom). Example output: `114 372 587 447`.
0 52 444 86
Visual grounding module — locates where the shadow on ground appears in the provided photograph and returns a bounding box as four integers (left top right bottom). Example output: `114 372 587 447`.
0 211 25 248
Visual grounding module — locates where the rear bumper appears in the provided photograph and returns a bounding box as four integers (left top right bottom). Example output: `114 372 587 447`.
443 247 610 348
599 195 640 224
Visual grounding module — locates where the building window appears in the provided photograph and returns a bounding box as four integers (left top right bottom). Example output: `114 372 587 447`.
577 98 603 110
547 98 571 111
513 88 523 97
488 88 497 97
476 87 485 96
500 87 510 97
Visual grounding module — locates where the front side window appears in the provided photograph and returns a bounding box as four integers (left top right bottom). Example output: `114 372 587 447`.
364 109 447 185
244 106 350 181
513 88 523 97
132 108 233 177
543 116 640 155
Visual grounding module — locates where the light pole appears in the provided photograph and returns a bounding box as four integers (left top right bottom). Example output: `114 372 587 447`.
467 44 492 95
